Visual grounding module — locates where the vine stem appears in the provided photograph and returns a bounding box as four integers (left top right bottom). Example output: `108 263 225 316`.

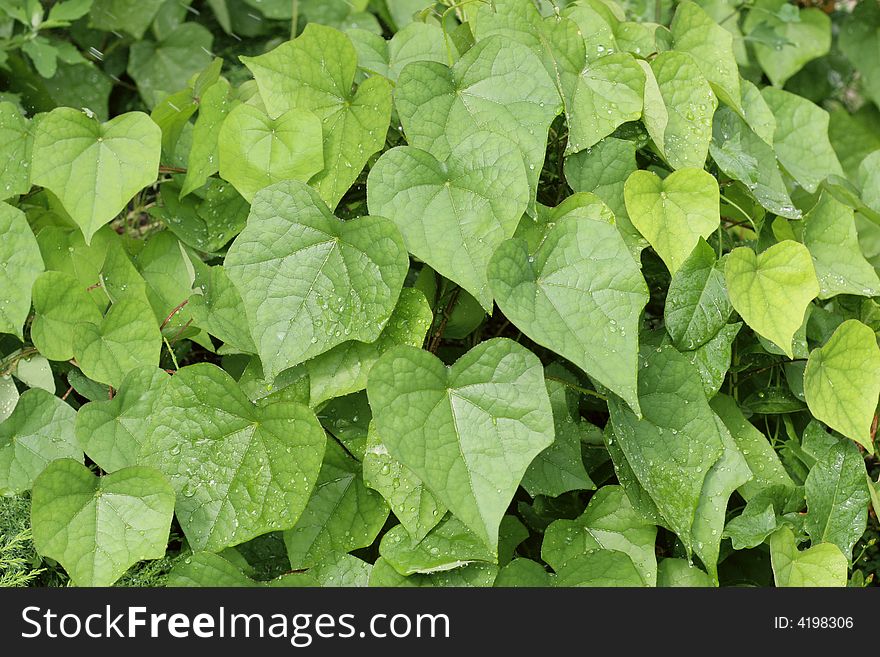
428 287 461 353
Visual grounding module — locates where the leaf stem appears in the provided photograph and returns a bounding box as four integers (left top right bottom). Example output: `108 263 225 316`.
544 375 608 401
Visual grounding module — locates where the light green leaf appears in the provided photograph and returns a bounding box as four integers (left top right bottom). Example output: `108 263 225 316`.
643 51 717 170
283 439 389 568
624 168 720 274
31 271 104 361
188 264 256 353
0 388 81 495
218 103 324 202
542 485 657 586
802 193 880 299
494 559 554 587
761 87 843 194
140 363 327 551
770 526 847 587
670 1 741 112
0 377 17 423
367 339 554 552
31 459 175 586
242 24 392 209
309 552 372 587
607 345 724 552
724 241 819 358
12 355 54 392
167 551 318 587
225 180 408 378
380 514 495 576
368 557 498 587
181 79 237 197
89 0 165 39
73 296 162 388
840 0 880 109
680 322 741 398
0 203 43 338
363 421 446 542
350 22 455 81
31 108 161 243
657 559 713 587
553 549 646 587
0 102 33 199
804 319 880 453
489 195 648 412
367 132 529 310
76 367 169 473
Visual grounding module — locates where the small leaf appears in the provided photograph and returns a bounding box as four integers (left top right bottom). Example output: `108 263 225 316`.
0 203 43 338
770 526 847 587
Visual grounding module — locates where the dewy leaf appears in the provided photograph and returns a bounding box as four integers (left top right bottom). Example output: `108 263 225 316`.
31 459 174 586
368 131 529 311
30 108 161 244
761 88 843 194
73 296 162 388
542 486 657 586
804 320 880 453
802 193 880 299
664 239 732 350
167 552 317 587
769 526 847 587
367 339 554 552
306 288 433 407
181 79 237 197
395 35 559 213
0 378 18 424
488 195 648 412
680 322 741 399
0 203 43 338
217 104 324 202
724 241 819 358
804 438 869 561
743 0 831 88
75 367 170 473
643 51 717 170
553 549 646 587
189 264 256 354
368 557 498 588
140 363 326 552
31 271 103 361
670 1 741 113
624 168 720 275
363 421 446 542
225 181 408 378
607 345 724 552
283 439 389 569
13 355 54 393
657 559 713 587
241 24 392 209
0 102 33 200
310 552 373 587
0 388 81 495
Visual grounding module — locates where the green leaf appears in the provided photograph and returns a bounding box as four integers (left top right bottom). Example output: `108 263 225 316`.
607 345 724 552
489 194 648 412
802 193 880 299
664 239 732 350
761 87 843 194
217 103 324 202
624 168 720 275
743 0 831 87
188 264 256 353
643 51 717 170
395 36 559 214
0 101 33 200
225 181 408 378
724 241 819 358
12 355 54 393
368 557 498 587
31 108 161 244
367 339 554 552
0 388 81 495
309 552 372 587
0 203 43 338
349 22 455 81
723 486 795 549
283 439 389 568
804 438 869 561
0 377 17 423
494 559 554 587
31 459 174 586
769 526 847 587
89 0 165 39
167 552 318 587
181 79 237 197
363 421 446 542
840 0 880 109
542 485 657 586
242 24 392 209
155 179 249 254
73 296 162 388
657 559 713 587
804 319 880 453
75 367 169 473
679 322 741 398
367 132 529 311
553 549 646 587
140 363 326 551
670 1 741 112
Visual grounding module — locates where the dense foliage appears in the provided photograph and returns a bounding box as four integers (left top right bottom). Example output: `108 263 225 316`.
1 0 879 588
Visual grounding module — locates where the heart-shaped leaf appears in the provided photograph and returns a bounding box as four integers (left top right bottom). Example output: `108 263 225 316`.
0 203 43 338
624 168 720 275
488 194 648 412
804 320 880 453
31 271 103 361
31 108 161 243
368 131 529 310
31 459 175 586
367 338 554 551
218 103 324 202
724 241 819 358
225 180 408 378
769 526 846 587
140 363 326 551
0 102 33 200
0 389 81 495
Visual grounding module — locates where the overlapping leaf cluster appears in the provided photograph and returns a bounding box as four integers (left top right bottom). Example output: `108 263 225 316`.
1 0 879 588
